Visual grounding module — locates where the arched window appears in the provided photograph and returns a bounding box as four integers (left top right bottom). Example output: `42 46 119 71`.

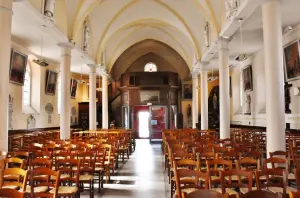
144 62 157 72
57 72 61 114
23 64 31 107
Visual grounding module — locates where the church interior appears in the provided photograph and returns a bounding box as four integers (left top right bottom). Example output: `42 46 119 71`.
2 0 300 197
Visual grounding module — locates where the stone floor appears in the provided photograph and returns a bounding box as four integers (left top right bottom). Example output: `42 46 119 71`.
82 139 168 198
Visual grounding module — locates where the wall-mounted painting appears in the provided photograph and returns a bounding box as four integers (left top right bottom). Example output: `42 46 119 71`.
182 82 192 100
9 49 28 86
284 40 300 82
45 70 58 95
242 65 253 92
140 90 160 103
70 78 78 99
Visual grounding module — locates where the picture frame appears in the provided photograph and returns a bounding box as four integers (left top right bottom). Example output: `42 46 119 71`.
9 49 28 86
45 70 58 95
70 78 78 99
242 65 253 92
284 40 300 82
182 82 192 100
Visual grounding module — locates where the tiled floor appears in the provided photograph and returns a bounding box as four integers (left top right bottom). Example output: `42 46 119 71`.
82 139 168 198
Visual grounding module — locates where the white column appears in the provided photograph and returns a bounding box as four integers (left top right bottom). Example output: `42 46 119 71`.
102 74 109 129
200 68 208 130
0 0 13 151
192 72 199 129
57 42 74 140
218 38 230 139
88 65 97 130
262 0 285 153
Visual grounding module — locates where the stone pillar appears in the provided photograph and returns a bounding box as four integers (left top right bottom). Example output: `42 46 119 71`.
191 62 200 129
262 0 285 153
0 0 13 151
200 63 209 130
218 38 230 139
57 42 74 140
87 64 97 130
101 69 109 129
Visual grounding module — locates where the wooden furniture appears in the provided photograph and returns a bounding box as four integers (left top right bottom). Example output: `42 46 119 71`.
241 190 280 198
0 189 24 198
182 190 229 198
1 168 28 192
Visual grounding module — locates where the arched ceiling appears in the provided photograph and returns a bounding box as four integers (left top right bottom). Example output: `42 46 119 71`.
27 0 224 74
110 39 190 80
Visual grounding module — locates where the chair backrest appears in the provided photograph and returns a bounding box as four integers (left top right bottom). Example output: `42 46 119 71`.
77 151 95 175
289 191 300 198
182 190 228 198
55 158 80 187
220 169 253 194
237 157 260 171
173 161 209 198
0 189 24 198
1 168 28 192
255 168 287 194
294 166 300 190
13 151 30 169
4 157 24 169
30 167 60 197
241 190 280 198
263 157 288 170
30 158 52 170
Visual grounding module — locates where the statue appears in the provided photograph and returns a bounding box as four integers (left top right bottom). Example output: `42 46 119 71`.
187 104 192 117
8 94 13 130
83 19 90 53
244 93 251 115
213 93 218 111
204 21 210 48
43 0 56 23
285 82 292 114
225 0 239 20
27 115 36 129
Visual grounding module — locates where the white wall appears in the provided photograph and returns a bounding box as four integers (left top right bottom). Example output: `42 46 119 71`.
230 25 300 129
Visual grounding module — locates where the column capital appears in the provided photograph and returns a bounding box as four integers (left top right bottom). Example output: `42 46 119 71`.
218 37 230 51
191 61 201 78
199 61 210 71
57 42 75 49
0 0 13 14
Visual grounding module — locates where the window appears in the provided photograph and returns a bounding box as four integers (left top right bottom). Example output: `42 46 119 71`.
57 72 61 114
23 64 31 107
144 62 157 72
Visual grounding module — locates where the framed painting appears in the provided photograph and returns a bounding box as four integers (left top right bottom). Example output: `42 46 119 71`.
284 40 300 82
182 82 192 100
45 70 58 95
9 49 28 86
242 65 253 92
70 78 78 99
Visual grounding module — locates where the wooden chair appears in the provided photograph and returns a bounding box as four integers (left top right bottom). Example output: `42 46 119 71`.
12 151 30 169
29 167 60 197
0 189 24 198
220 169 253 195
241 190 280 198
173 161 209 198
290 191 300 198
206 159 233 189
93 146 106 192
0 168 28 192
295 166 300 190
77 151 95 198
255 168 295 198
54 159 80 198
196 152 217 172
4 157 24 169
182 190 229 198
30 158 52 170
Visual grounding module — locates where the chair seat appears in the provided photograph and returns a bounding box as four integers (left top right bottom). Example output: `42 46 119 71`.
49 186 78 194
268 186 297 194
240 187 257 194
225 175 248 181
25 186 48 193
1 185 19 190
212 188 238 195
95 167 104 171
288 173 295 180
50 174 69 180
171 177 195 183
175 188 197 195
200 176 220 181
79 175 93 181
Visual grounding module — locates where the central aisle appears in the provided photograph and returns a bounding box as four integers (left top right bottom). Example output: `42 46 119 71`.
94 139 168 198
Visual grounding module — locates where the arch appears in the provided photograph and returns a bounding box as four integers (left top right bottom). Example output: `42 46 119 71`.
107 23 190 65
97 18 195 64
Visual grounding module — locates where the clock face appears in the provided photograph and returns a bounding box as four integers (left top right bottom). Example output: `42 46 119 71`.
144 63 157 72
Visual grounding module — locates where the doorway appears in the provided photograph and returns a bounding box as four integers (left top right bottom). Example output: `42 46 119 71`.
138 111 150 138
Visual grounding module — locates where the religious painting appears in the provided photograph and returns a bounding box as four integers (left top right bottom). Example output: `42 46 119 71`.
9 49 28 86
182 82 192 100
242 65 253 92
140 91 160 103
70 78 78 99
45 70 58 95
284 40 300 82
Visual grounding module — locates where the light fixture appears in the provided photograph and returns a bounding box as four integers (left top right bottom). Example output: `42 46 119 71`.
283 26 293 34
33 24 49 67
208 69 218 82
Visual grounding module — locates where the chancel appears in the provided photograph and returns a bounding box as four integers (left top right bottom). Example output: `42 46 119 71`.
1 0 300 198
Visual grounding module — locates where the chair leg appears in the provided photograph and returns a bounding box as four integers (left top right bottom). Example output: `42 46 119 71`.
98 171 101 193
